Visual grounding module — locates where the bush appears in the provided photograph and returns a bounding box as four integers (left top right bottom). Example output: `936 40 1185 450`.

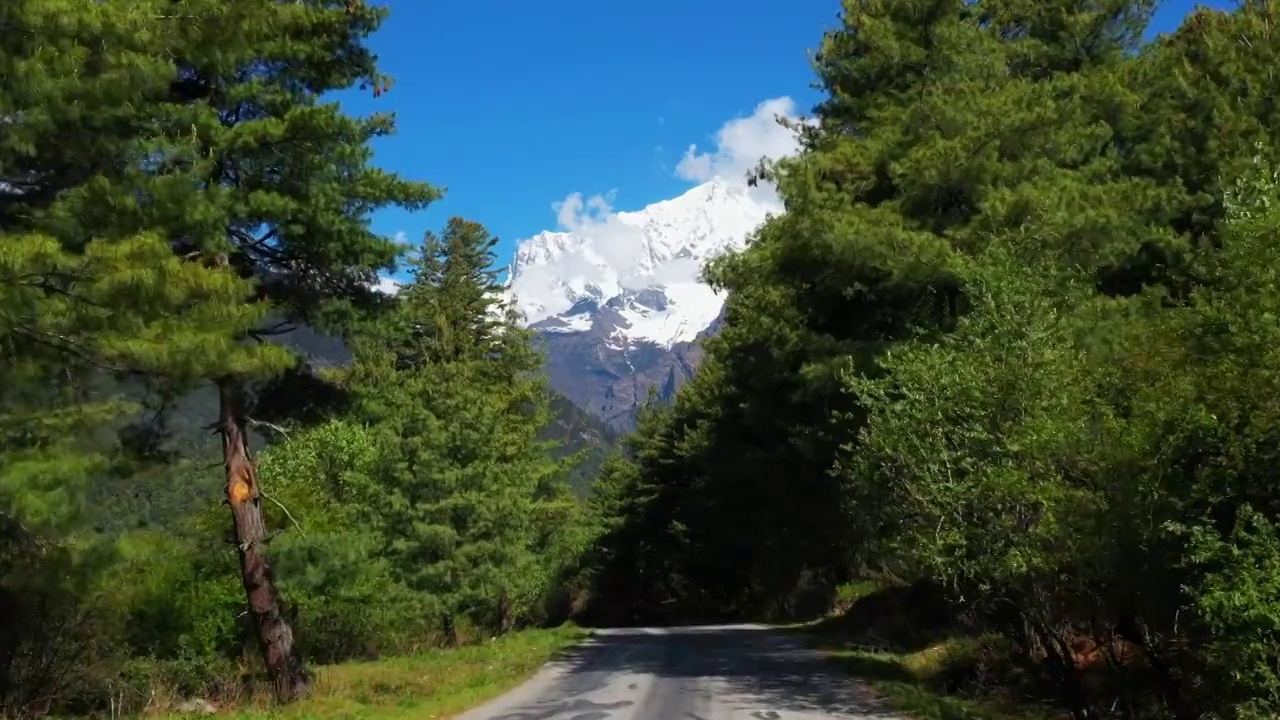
272 529 438 662
0 544 120 718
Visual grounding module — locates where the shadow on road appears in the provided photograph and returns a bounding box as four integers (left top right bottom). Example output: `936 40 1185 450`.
484 625 901 719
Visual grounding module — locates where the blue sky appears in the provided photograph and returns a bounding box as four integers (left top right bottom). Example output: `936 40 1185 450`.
337 0 1232 281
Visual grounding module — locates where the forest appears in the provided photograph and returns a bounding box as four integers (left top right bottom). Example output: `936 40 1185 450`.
3 1 1280 720
1 0 598 715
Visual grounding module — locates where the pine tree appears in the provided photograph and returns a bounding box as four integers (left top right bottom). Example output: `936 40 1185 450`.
378 218 508 370
3 0 439 700
344 219 564 640
590 0 1171 620
1 5 289 702
0 0 173 233
1118 1 1280 243
149 3 436 699
0 3 290 527
0 230 290 708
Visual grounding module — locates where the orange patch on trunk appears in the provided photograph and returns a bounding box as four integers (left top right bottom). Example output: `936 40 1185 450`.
230 479 252 503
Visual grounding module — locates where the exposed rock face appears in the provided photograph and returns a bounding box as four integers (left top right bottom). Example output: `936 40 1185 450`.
505 177 775 430
534 312 715 432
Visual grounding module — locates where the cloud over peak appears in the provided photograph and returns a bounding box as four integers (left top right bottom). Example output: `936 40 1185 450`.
544 95 804 239
504 96 807 341
675 97 803 184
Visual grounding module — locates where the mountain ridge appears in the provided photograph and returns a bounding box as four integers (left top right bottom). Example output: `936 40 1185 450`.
505 176 775 429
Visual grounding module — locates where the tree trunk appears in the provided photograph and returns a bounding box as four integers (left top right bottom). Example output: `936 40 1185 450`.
498 592 512 635
218 378 310 702
442 614 460 648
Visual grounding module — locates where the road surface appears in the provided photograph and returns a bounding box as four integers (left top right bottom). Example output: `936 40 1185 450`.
455 624 906 720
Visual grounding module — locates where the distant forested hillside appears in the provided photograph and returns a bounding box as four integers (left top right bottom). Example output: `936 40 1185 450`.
83 324 616 535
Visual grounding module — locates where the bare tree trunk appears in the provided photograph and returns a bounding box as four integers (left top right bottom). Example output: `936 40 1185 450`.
218 378 309 702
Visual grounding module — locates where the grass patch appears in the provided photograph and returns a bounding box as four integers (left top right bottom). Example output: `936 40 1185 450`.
164 625 585 720
810 637 1059 720
788 580 1063 720
834 579 885 607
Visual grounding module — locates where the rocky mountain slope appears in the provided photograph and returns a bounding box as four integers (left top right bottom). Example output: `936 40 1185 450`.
505 177 775 430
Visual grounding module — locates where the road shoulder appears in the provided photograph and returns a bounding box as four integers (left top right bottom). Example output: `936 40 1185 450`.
785 618 1062 720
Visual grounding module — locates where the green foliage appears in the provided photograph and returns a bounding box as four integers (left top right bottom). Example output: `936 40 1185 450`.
587 3 1280 719
1181 506 1280 719
846 245 1111 594
110 531 243 666
1 233 289 381
343 219 580 637
253 420 434 662
541 391 617 497
19 1 1280 720
2 1 583 716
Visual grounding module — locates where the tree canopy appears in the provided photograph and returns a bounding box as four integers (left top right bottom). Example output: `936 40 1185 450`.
6 1 1280 720
584 2 1280 718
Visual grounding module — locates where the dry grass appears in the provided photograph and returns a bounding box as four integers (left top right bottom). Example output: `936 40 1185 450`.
808 638 1061 720
787 581 1062 720
156 626 585 720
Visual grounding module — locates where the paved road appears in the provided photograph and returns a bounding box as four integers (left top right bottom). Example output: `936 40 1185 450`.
455 624 906 720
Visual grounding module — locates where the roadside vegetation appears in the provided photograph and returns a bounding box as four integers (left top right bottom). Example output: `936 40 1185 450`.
5 2 1280 720
2 1 591 717
198 627 584 720
578 2 1280 719
788 581 1061 720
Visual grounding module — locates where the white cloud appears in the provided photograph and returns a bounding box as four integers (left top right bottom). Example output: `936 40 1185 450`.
675 96 804 184
369 230 414 295
548 94 804 233
506 97 807 323
545 189 651 287
374 276 403 295
554 190 618 232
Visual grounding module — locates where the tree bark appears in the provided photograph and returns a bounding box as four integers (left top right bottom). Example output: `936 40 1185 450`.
442 614 460 648
218 378 310 702
498 592 513 635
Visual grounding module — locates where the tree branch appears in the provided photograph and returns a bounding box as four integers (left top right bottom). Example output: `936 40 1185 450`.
248 417 291 438
259 492 305 539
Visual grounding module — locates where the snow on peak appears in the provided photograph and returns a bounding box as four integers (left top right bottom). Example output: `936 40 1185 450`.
504 176 777 349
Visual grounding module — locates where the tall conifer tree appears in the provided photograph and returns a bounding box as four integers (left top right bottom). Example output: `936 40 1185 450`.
345 218 564 640
3 0 438 700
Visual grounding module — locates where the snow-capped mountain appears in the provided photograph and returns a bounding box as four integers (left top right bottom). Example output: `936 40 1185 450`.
507 176 776 347
505 176 777 429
